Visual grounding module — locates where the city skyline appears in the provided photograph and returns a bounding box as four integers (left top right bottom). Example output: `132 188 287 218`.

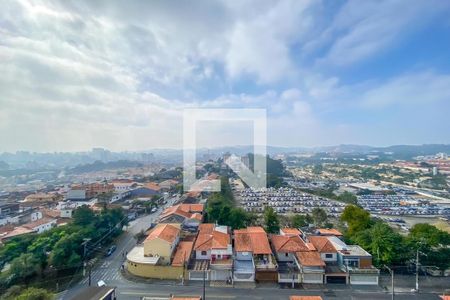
1 0 450 152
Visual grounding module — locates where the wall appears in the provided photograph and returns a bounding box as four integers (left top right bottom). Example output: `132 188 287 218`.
195 250 211 260
320 252 337 262
144 238 171 262
359 257 373 268
236 251 252 260
127 261 185 279
275 252 295 262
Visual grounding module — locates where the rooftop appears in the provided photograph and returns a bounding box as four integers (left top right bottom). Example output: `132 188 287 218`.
145 224 180 244
316 228 343 236
194 226 230 251
295 251 325 267
234 227 272 255
172 241 194 267
127 246 160 265
280 228 302 236
271 235 309 253
308 236 337 253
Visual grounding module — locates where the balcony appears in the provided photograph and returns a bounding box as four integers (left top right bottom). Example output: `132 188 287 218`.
254 254 277 271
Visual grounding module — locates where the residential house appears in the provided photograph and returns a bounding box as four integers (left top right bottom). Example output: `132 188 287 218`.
233 227 277 282
271 228 311 284
159 204 204 227
0 226 34 242
22 217 57 233
159 179 179 190
329 236 379 285
143 224 181 264
315 228 343 238
294 251 325 284
191 224 232 281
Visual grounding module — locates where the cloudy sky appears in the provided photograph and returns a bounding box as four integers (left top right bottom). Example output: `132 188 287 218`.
1 0 450 152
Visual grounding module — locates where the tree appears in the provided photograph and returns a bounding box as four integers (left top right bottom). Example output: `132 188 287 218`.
7 253 41 282
340 205 372 237
72 206 95 226
264 207 280 233
2 287 54 300
229 208 255 229
291 214 308 228
354 222 406 266
311 208 327 227
218 205 232 226
337 191 358 205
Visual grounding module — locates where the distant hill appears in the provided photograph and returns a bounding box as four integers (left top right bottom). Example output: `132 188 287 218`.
67 160 143 174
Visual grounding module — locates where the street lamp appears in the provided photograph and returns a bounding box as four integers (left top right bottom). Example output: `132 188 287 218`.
383 265 394 300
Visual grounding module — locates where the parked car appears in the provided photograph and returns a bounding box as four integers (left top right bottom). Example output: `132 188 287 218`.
105 245 117 257
150 207 157 213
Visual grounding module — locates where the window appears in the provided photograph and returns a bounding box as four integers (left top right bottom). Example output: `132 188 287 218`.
285 253 289 257
325 254 333 259
201 251 207 256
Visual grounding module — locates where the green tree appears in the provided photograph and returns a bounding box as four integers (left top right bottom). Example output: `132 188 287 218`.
3 287 54 300
311 207 327 227
340 205 372 237
291 214 308 228
264 207 280 233
337 191 358 205
229 208 255 229
72 206 95 226
7 253 41 282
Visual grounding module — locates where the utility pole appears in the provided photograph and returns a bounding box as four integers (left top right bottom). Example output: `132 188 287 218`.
203 269 206 300
88 263 92 286
415 248 419 293
384 265 394 300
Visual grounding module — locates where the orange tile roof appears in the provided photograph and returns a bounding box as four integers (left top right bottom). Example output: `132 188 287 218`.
234 227 272 255
290 297 323 300
295 251 325 267
1 226 34 240
172 241 194 267
308 236 337 253
190 213 203 221
281 228 302 236
179 204 204 213
198 223 214 234
194 228 230 251
145 182 161 191
160 205 192 220
271 235 310 253
317 228 342 236
145 224 180 244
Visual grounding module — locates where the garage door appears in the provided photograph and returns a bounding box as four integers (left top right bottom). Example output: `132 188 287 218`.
350 275 378 285
302 273 323 283
211 270 229 281
326 276 346 284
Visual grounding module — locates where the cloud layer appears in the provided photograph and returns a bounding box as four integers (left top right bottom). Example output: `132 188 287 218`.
1 0 449 151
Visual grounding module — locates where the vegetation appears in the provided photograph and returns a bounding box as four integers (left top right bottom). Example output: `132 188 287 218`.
290 214 313 228
263 207 280 233
311 207 327 227
1 286 53 300
206 176 256 229
0 206 127 292
341 205 450 269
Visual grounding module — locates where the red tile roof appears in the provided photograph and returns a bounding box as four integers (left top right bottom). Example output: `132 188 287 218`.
145 182 161 191
179 204 204 213
234 227 272 255
281 228 302 236
194 228 230 251
172 241 194 267
198 223 214 234
145 224 180 244
295 251 325 267
308 236 337 253
271 235 310 253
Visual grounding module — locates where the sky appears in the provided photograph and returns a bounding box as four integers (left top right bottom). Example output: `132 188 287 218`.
1 0 450 152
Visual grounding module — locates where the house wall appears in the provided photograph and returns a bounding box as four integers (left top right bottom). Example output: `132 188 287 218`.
126 261 185 279
35 221 56 233
359 257 373 268
144 238 172 263
275 252 295 262
236 251 252 260
196 249 211 260
349 274 378 285
320 252 337 262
